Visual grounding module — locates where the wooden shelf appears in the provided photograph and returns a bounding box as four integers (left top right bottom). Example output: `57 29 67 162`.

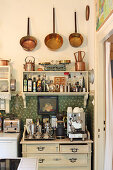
22 92 89 96
0 78 8 81
23 70 89 73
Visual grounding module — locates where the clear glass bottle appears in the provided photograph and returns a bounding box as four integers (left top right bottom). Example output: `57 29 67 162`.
49 80 55 92
42 74 46 92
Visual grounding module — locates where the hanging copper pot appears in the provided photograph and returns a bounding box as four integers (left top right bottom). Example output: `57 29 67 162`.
20 18 37 51
69 12 83 47
44 8 63 50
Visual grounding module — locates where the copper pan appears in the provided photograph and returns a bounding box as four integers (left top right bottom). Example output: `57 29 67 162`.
20 18 37 51
0 58 11 66
44 8 63 50
69 12 83 47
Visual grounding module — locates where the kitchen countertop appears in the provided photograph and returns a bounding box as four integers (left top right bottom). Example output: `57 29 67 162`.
17 158 38 170
20 138 93 144
0 132 20 140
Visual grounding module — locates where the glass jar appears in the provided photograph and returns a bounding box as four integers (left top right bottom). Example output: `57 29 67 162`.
49 80 55 92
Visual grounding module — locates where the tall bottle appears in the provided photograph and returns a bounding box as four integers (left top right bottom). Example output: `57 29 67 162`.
23 74 28 92
27 74 32 92
82 77 86 92
42 74 46 92
36 75 42 92
32 77 37 92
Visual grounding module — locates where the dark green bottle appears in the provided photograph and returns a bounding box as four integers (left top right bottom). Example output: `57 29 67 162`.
23 74 27 92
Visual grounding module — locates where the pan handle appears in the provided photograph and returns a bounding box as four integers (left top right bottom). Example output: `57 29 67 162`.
75 12 77 33
53 8 55 33
27 17 30 36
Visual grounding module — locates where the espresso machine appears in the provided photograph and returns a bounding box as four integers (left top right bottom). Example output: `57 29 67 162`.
67 107 87 141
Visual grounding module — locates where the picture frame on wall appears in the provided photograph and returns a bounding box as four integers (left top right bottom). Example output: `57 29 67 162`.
96 0 113 31
38 96 58 115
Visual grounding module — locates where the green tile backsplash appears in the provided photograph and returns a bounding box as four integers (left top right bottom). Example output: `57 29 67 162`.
8 95 94 139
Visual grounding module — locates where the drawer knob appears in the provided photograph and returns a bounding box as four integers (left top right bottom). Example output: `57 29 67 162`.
38 159 45 163
69 158 77 163
53 158 61 161
37 146 45 151
70 148 79 152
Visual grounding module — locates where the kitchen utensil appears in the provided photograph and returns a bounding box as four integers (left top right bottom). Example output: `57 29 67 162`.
24 56 35 71
67 107 87 141
74 51 85 62
69 12 83 47
86 5 90 21
3 118 20 133
0 59 10 66
10 78 16 91
75 62 85 71
20 18 37 51
44 8 63 50
74 51 85 71
59 60 71 64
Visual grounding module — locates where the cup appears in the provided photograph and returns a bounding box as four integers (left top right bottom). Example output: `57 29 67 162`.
67 107 72 113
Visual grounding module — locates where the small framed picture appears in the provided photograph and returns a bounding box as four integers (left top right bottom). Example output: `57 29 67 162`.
38 96 58 115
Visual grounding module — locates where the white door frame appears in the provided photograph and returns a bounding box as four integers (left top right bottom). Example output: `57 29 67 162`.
95 14 113 170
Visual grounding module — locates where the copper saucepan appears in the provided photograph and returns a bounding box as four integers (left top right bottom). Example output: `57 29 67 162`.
44 8 63 50
20 18 37 51
69 12 83 47
0 58 11 66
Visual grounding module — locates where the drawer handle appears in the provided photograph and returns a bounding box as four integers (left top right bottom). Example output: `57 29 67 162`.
38 159 45 163
37 146 45 151
53 158 61 161
70 148 79 152
69 158 77 163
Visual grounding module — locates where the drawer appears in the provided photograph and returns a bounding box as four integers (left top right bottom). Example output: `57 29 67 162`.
26 153 88 167
60 144 89 153
26 144 59 153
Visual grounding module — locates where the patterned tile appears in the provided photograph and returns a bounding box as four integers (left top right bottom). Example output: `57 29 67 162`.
8 95 94 139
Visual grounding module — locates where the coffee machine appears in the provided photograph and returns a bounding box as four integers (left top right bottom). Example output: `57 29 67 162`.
67 107 87 141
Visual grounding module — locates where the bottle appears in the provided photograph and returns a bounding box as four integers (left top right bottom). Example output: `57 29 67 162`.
49 80 55 92
27 74 32 92
31 121 35 135
10 74 16 91
60 84 63 92
23 74 28 92
82 77 86 92
36 75 42 92
32 77 37 92
42 74 46 92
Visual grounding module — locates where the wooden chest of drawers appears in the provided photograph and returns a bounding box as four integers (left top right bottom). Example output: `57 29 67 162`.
20 139 93 170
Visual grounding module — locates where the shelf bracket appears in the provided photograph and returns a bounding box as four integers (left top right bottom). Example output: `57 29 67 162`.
22 93 26 108
84 94 88 108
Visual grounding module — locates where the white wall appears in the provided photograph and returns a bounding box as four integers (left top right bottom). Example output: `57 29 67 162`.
0 0 94 92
